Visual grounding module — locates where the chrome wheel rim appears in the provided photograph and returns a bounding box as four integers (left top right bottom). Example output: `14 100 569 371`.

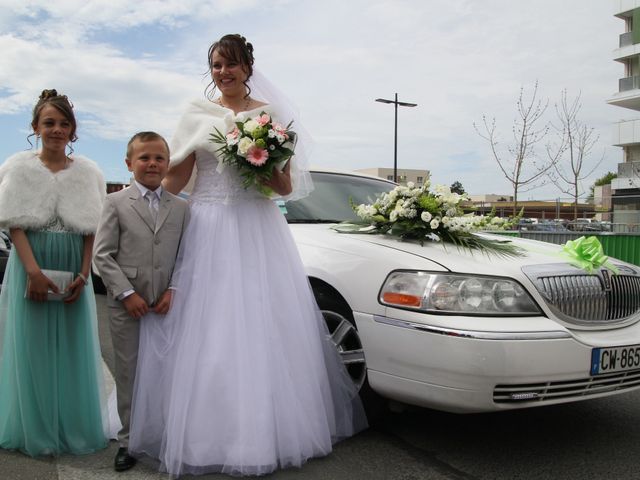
321 310 367 391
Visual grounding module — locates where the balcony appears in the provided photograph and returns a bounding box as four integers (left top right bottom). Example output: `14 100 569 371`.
620 75 640 91
614 1 640 18
621 31 634 47
618 161 640 177
613 119 640 145
608 77 640 110
612 176 640 190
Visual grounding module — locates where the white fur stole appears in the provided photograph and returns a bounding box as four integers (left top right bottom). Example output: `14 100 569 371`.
169 100 278 192
0 151 106 234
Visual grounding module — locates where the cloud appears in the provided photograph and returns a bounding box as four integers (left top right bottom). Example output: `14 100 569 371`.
0 0 268 33
0 33 200 139
0 0 626 199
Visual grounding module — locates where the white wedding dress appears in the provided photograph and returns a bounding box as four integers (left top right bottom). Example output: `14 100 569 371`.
128 102 367 477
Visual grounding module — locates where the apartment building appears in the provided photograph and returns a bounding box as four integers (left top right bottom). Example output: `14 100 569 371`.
355 168 430 186
607 0 640 225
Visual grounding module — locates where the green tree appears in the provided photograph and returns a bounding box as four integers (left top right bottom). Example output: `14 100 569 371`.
595 171 618 186
450 181 466 195
586 171 617 202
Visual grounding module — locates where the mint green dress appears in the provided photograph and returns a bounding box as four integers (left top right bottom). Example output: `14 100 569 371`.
0 228 108 456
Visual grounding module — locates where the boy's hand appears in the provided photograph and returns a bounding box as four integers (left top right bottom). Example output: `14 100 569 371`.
153 289 173 314
122 292 149 319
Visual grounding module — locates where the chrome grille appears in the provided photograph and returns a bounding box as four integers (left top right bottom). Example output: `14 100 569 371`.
523 264 640 325
494 369 640 404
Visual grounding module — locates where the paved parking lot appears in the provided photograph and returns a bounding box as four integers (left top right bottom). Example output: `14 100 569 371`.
4 294 640 480
2 295 448 480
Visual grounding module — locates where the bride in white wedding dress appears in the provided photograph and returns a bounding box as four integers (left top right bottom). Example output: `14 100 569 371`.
128 34 367 477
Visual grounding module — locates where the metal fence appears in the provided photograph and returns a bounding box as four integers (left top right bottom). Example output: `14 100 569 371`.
491 231 640 267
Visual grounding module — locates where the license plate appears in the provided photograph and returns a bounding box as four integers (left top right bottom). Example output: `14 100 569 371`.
591 345 640 375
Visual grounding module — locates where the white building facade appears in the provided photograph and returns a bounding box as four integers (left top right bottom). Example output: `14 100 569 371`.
608 0 640 225
355 168 430 186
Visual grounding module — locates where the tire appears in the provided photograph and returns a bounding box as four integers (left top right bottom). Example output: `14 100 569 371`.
320 306 367 391
316 295 386 420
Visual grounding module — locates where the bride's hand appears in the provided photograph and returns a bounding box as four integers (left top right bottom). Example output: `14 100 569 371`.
153 289 173 314
260 161 292 196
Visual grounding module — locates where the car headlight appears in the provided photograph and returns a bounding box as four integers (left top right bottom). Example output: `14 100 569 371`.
379 271 541 315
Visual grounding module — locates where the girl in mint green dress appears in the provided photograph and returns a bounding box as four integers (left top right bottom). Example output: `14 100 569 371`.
0 90 108 456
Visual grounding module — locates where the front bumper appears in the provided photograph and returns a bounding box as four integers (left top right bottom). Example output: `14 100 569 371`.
355 311 640 413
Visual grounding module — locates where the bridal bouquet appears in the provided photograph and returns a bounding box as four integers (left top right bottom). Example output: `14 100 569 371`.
333 180 524 257
210 112 296 195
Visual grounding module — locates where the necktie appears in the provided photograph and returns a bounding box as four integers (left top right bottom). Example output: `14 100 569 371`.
145 191 159 223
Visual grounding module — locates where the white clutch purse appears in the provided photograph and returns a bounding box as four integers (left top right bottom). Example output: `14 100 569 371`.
25 269 75 301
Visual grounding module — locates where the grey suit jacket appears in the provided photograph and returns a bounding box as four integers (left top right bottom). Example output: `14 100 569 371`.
93 185 190 306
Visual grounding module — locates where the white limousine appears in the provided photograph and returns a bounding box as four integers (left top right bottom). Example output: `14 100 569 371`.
282 170 640 413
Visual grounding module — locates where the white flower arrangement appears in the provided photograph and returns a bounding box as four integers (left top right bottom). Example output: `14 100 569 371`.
333 180 523 257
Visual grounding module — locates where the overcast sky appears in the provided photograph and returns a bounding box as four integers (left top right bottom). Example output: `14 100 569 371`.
0 0 628 200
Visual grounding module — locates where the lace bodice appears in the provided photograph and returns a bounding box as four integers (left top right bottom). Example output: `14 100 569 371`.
189 149 267 205
42 215 69 232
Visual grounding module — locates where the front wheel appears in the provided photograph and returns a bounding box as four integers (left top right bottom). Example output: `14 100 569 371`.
317 296 386 420
321 308 367 391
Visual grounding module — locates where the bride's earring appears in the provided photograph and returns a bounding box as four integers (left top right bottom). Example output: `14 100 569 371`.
35 134 40 149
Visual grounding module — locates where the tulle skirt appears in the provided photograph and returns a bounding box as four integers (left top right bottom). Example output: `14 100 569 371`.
129 198 367 476
0 231 108 456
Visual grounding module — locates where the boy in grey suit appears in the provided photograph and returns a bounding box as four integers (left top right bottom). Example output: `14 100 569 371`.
94 131 189 472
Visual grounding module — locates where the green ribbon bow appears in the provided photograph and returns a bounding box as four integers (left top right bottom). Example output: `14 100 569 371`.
562 236 619 274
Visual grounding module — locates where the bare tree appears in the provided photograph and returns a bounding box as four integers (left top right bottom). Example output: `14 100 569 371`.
474 82 557 215
546 90 603 220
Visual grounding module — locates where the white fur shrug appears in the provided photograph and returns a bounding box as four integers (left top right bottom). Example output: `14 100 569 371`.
169 99 314 200
169 100 268 192
0 151 106 234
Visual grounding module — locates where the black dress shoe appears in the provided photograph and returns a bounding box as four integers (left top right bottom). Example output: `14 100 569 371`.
114 447 137 472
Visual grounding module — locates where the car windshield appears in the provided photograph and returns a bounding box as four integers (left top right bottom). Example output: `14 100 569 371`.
283 172 395 223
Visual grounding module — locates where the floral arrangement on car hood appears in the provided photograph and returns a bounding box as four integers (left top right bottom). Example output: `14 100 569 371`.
332 180 524 257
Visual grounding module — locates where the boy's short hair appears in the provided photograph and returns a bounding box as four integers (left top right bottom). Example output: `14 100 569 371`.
126 131 170 158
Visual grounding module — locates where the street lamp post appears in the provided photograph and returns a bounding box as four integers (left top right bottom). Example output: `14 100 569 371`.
375 93 417 183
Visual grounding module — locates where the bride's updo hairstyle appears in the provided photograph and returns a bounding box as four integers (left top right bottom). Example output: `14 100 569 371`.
205 34 255 100
29 89 78 146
